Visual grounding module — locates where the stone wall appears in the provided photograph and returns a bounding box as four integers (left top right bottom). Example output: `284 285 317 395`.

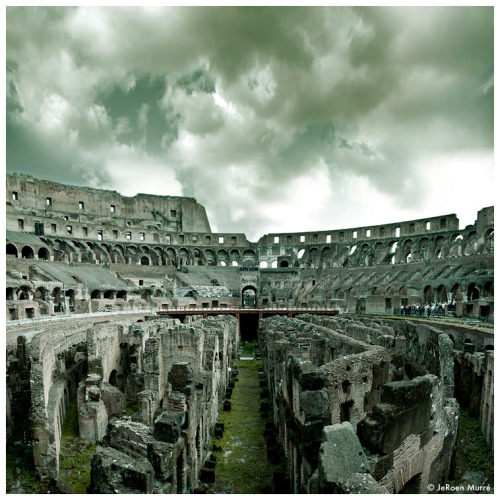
85 314 239 494
259 314 461 493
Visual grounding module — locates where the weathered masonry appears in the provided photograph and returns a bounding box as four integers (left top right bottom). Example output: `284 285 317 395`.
6 172 494 323
258 314 493 493
5 172 494 493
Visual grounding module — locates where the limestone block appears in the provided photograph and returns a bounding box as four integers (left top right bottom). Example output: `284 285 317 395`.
101 382 126 417
318 422 370 492
153 411 185 443
333 472 390 494
88 446 155 494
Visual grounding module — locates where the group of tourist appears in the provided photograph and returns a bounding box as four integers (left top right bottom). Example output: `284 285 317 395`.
399 300 456 318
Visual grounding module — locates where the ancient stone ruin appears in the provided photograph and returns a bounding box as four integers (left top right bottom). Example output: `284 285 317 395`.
6 172 494 493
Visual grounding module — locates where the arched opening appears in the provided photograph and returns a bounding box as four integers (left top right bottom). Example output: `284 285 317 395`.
35 287 48 301
109 370 118 387
7 288 14 300
259 261 268 268
467 283 480 301
271 261 278 268
154 289 163 297
423 285 434 303
483 281 494 298
38 247 50 260
91 290 102 299
437 285 448 303
6 244 18 258
65 289 75 311
141 289 151 301
280 260 289 268
21 246 34 259
116 290 127 300
297 249 305 259
140 256 150 266
104 290 115 299
242 286 257 309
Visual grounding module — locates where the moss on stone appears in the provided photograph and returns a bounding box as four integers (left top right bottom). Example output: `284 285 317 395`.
210 341 286 493
58 398 97 494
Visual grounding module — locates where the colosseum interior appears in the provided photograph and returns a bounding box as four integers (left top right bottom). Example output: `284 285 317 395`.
6 172 494 494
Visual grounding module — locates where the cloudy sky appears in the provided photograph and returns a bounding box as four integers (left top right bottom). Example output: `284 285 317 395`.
6 6 494 241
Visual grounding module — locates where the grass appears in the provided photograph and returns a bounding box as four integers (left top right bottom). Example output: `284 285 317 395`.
210 341 286 494
6 416 43 494
452 408 494 485
58 398 97 494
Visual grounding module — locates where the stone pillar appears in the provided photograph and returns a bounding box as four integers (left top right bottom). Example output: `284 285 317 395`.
77 374 108 441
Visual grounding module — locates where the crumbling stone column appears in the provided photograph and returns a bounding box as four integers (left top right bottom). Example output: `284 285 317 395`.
77 373 108 441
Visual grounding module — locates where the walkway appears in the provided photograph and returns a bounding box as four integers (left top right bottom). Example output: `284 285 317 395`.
209 341 285 494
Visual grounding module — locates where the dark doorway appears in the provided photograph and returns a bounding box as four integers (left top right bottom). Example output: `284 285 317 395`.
240 313 259 341
242 286 257 308
400 473 422 494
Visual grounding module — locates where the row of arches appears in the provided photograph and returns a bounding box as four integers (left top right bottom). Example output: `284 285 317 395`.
6 225 493 270
299 228 494 268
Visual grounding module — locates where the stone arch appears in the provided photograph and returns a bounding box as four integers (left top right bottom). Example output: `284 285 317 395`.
17 286 32 300
153 246 166 265
38 247 50 260
423 285 434 303
259 261 268 268
140 256 150 266
166 247 177 266
336 289 345 300
52 287 62 303
399 286 407 296
35 287 49 301
204 249 216 266
467 283 480 301
112 245 126 264
242 285 257 308
104 290 115 299
192 248 203 266
433 235 445 258
230 249 240 263
6 243 18 258
348 288 356 297
436 284 448 302
417 237 429 260
21 245 35 259
451 283 462 301
178 247 190 266
91 290 102 299
141 289 151 301
483 281 494 298
464 231 477 255
242 249 257 266
217 249 229 266
154 289 163 297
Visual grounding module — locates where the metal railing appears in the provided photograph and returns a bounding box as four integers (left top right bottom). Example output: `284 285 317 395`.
157 304 340 313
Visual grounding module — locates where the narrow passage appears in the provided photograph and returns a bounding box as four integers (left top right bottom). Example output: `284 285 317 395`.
208 341 286 494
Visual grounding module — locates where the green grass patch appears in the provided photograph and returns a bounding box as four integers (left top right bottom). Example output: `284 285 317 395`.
58 398 97 494
211 342 286 493
6 416 43 494
454 408 494 484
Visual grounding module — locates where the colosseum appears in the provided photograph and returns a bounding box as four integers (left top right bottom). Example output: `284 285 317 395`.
6 172 494 494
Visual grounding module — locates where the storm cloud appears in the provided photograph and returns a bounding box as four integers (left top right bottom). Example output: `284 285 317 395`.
6 6 494 240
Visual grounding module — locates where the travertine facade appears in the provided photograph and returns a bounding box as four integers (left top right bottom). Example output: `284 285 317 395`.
5 173 494 493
